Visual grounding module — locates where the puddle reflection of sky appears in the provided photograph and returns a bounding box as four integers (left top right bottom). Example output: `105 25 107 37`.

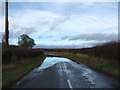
38 57 71 69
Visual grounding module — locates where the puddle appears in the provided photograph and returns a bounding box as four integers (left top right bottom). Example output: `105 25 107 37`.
38 57 71 70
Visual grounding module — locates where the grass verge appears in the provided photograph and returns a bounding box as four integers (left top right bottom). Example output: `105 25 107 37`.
2 54 46 88
52 52 119 79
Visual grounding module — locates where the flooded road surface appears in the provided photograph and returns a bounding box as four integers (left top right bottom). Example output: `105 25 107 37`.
12 56 119 88
44 53 61 57
38 57 70 69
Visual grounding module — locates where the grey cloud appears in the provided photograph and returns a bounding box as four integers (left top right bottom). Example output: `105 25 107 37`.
21 27 36 34
37 20 50 26
40 21 50 25
62 3 80 17
46 36 53 38
49 3 80 31
52 40 57 42
9 25 37 39
69 33 118 41
49 18 67 31
37 36 53 39
61 35 69 40
37 36 42 39
9 30 22 39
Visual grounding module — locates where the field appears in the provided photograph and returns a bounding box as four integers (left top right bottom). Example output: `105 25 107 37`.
2 46 46 88
52 52 119 79
2 42 119 88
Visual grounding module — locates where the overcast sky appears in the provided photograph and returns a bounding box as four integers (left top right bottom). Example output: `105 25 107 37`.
0 1 118 48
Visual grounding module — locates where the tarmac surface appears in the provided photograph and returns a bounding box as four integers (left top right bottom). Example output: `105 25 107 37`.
12 56 119 88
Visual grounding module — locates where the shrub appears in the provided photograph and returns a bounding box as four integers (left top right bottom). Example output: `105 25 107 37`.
2 45 44 64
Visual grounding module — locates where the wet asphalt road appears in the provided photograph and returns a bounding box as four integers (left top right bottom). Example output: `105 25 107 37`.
12 57 119 88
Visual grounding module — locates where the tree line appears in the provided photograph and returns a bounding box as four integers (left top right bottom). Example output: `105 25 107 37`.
41 42 119 63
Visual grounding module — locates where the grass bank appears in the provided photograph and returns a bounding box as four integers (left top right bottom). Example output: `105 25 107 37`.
2 54 46 88
52 52 119 79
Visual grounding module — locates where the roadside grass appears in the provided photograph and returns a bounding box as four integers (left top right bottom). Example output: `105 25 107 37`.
2 55 46 88
52 52 119 79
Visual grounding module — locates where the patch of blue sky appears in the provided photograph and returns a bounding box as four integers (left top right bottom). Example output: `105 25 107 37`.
8 2 60 14
8 2 117 14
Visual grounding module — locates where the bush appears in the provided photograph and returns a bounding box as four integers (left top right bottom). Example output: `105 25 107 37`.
2 45 44 64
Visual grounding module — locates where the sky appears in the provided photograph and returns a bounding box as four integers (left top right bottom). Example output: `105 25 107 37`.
0 1 118 48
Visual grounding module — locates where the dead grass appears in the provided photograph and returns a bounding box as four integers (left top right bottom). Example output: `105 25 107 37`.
51 52 119 79
19 59 32 64
75 53 89 58
3 64 16 71
2 55 46 88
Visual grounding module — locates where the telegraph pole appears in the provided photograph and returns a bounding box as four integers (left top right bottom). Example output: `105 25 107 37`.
5 0 9 48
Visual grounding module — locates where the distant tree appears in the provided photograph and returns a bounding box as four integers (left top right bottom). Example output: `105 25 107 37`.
18 34 35 49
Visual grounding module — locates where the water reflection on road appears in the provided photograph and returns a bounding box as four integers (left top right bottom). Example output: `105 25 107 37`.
38 57 71 69
13 55 119 88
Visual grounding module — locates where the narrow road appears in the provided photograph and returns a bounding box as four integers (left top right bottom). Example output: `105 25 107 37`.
12 57 119 88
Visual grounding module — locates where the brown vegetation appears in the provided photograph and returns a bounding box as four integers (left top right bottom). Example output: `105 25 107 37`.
40 42 119 63
2 45 45 88
2 45 44 64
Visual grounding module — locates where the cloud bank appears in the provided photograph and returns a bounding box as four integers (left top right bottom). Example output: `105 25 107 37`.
67 33 118 41
0 2 118 48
